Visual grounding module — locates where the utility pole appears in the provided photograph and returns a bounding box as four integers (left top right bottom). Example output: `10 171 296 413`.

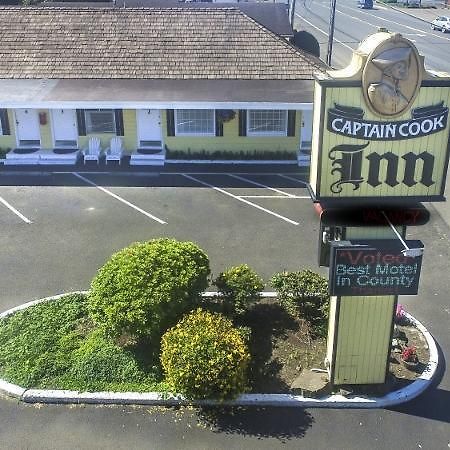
290 0 297 28
326 0 337 67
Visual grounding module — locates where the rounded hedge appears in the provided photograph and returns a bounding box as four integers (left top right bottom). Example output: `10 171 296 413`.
161 308 250 400
213 264 264 318
88 239 210 338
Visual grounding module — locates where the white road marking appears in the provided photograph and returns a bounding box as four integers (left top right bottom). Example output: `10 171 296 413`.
239 195 311 199
0 195 32 224
277 174 309 186
72 172 167 224
277 174 314 199
182 174 300 226
318 2 450 42
227 173 296 197
295 13 355 51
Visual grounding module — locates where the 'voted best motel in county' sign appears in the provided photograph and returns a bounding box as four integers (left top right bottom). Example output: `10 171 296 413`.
309 32 450 203
329 240 423 296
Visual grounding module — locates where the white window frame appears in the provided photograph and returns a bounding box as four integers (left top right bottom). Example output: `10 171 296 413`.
175 109 215 136
247 110 288 136
85 109 116 134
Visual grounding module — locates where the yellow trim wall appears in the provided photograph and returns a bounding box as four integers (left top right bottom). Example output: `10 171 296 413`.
163 110 302 155
0 110 15 150
1 108 303 156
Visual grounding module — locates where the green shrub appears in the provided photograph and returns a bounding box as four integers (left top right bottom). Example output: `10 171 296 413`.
0 293 87 387
271 269 329 335
161 309 250 400
69 329 143 384
213 264 264 319
88 239 210 339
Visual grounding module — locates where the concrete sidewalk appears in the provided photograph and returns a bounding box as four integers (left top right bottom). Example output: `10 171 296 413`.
380 1 450 23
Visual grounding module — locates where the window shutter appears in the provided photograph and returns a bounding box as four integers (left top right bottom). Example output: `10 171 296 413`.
215 110 223 137
287 110 296 137
166 109 175 137
0 109 10 135
114 109 124 136
76 109 86 136
238 110 247 136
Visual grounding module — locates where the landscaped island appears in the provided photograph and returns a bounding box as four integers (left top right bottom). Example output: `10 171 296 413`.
0 238 330 399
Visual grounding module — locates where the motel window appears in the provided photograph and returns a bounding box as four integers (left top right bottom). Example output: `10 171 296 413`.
175 110 215 136
85 109 116 134
247 110 288 136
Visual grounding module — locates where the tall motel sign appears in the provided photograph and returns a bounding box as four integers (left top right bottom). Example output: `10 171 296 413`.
309 30 450 385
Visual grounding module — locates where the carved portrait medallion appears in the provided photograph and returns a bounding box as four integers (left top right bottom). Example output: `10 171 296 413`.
362 34 422 117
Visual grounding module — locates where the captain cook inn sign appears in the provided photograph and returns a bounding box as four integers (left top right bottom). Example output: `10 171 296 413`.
309 30 450 202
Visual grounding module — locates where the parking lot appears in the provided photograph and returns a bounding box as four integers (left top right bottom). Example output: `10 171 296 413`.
0 169 322 310
1 168 450 449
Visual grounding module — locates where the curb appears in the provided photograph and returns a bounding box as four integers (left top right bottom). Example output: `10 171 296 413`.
0 293 439 408
165 159 299 165
378 1 437 24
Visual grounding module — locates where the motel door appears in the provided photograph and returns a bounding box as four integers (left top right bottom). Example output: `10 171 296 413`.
15 109 41 147
51 109 78 148
300 110 312 150
137 109 162 148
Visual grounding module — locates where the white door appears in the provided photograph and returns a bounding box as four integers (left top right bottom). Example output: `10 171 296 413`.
15 109 41 147
300 110 313 149
51 109 78 148
137 110 162 148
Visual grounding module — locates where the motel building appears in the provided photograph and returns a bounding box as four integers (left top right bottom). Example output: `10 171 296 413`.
0 6 325 167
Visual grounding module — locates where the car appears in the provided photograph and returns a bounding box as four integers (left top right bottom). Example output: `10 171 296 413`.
358 0 373 8
431 16 450 32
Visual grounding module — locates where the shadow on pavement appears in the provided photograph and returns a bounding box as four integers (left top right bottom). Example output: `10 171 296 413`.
196 406 314 441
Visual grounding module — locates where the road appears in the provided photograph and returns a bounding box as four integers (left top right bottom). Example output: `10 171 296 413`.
0 169 449 449
294 0 450 71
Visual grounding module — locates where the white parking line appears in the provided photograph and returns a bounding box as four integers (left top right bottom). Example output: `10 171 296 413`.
277 174 308 186
182 174 300 226
239 195 311 199
72 173 167 225
227 173 297 197
0 195 32 224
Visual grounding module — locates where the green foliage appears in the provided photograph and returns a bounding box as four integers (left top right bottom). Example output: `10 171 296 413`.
271 269 329 336
88 238 210 339
66 329 148 390
213 264 264 319
166 149 296 161
0 294 87 386
0 294 165 392
161 309 250 400
70 329 141 382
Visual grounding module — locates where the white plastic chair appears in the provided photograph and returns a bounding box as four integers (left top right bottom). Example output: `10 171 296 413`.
82 137 102 164
105 137 123 165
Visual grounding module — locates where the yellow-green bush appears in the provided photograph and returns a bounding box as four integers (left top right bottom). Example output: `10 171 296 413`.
88 239 210 339
213 264 264 319
161 309 250 400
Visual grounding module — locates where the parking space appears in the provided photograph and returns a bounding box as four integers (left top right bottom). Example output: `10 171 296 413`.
0 171 312 228
0 170 320 310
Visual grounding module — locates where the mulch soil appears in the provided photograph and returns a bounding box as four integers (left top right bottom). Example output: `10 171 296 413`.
242 299 429 396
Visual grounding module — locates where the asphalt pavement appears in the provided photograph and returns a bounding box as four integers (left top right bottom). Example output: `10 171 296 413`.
0 168 449 449
385 1 450 23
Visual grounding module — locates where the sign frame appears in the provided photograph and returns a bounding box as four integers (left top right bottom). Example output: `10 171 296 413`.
310 78 450 204
329 239 424 296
